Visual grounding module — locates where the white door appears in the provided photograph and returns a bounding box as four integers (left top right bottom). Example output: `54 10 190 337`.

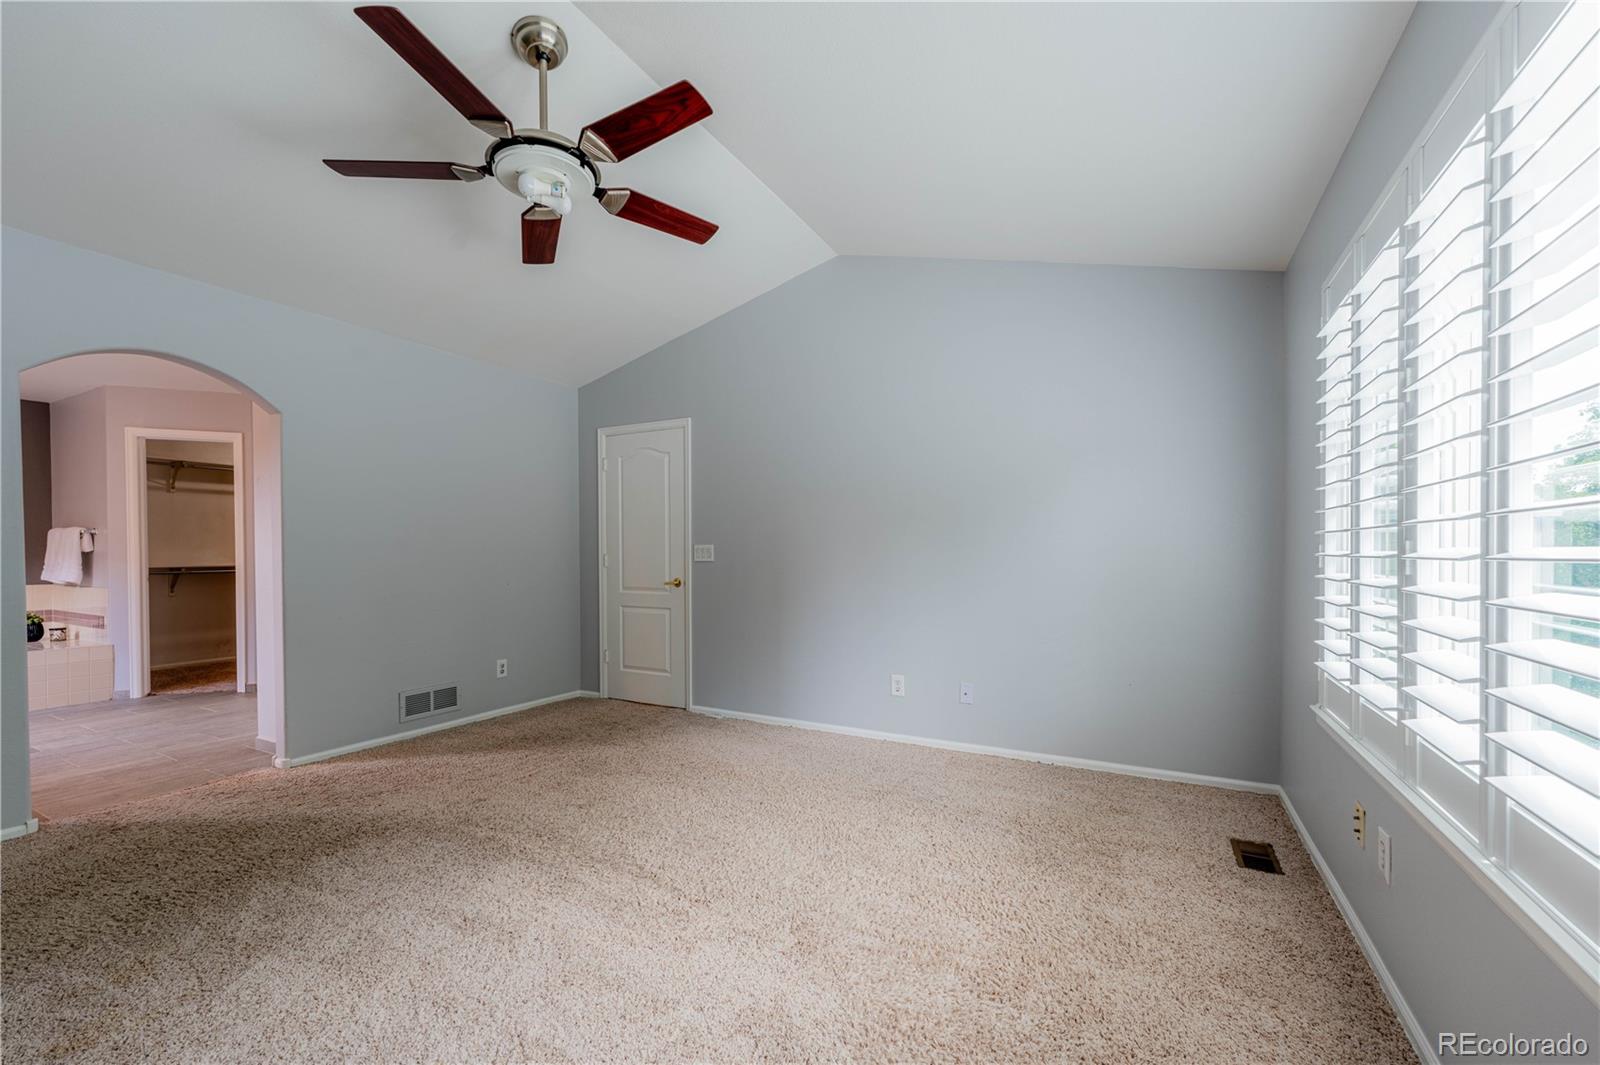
601 422 688 706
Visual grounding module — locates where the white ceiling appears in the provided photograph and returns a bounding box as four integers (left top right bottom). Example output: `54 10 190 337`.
3 4 1414 390
19 353 239 403
580 2 1415 270
1 2 831 388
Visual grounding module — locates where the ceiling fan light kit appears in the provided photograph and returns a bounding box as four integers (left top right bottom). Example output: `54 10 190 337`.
324 6 719 264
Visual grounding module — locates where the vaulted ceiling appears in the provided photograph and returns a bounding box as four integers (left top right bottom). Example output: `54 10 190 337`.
2 2 1413 387
0 2 830 387
582 1 1415 271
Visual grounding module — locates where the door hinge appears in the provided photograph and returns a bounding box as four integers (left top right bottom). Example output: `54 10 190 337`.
601 456 608 472
602 552 608 569
603 648 609 663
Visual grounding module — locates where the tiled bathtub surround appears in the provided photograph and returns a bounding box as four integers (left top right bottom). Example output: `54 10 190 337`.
26 584 114 708
27 642 115 709
26 584 108 634
37 609 107 629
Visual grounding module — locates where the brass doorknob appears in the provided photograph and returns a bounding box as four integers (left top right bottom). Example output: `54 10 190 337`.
664 577 683 588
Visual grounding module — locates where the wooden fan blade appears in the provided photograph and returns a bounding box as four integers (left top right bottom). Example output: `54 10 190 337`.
522 206 562 264
324 159 484 181
597 189 718 245
354 6 514 137
578 80 712 164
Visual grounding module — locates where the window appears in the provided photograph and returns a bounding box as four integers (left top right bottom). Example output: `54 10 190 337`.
1313 0 1598 980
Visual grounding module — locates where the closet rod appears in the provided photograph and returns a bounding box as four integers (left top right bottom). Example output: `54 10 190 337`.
146 457 234 492
145 458 233 472
148 564 235 593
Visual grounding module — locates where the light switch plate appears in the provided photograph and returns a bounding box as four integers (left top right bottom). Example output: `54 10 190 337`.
1377 827 1392 885
693 544 714 562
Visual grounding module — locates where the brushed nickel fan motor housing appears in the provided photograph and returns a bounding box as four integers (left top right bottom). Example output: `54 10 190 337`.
510 15 569 70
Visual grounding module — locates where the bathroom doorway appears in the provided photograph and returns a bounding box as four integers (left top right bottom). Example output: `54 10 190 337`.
16 351 286 825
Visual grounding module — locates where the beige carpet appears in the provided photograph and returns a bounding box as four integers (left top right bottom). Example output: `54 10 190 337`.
149 659 238 695
1 698 1415 1063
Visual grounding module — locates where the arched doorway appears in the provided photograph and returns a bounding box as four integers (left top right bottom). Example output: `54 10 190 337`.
16 350 285 824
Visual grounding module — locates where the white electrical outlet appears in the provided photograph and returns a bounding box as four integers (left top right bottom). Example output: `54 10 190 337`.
959 682 974 705
1377 827 1392 885
693 544 715 562
496 658 508 679
890 674 906 697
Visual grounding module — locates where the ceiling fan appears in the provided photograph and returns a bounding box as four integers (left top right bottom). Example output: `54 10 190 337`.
323 6 718 265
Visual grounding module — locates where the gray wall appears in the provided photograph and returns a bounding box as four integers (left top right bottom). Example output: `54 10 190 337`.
1281 2 1598 1055
19 399 49 582
581 256 1285 784
2 227 580 832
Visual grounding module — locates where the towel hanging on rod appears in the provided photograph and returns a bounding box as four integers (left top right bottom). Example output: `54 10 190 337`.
41 527 93 584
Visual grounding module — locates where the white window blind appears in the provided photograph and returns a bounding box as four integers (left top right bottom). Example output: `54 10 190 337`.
1314 1 1599 975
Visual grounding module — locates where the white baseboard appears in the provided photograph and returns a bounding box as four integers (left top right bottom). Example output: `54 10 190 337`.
1 818 40 842
687 703 1278 794
1277 789 1436 1065
273 690 600 768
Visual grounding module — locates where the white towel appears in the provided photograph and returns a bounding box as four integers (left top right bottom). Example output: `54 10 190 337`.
41 527 87 585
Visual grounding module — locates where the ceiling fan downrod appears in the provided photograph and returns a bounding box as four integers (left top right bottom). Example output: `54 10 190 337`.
509 15 568 132
538 55 548 130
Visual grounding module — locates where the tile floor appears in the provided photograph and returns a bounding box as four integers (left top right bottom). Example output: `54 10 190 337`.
27 689 271 822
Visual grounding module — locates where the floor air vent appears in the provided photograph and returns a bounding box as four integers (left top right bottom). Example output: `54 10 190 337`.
1230 838 1284 875
399 685 457 722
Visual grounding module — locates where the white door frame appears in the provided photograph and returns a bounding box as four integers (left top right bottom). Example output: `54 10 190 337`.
124 426 247 696
597 418 692 707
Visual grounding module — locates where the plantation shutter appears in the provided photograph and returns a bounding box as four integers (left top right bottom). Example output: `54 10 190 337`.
1481 1 1600 920
1314 1 1599 961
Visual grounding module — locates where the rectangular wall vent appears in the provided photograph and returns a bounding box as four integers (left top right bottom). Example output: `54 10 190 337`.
398 685 458 723
400 689 432 719
1230 838 1284 875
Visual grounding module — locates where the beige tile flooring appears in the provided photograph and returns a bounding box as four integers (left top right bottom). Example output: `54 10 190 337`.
28 689 270 822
